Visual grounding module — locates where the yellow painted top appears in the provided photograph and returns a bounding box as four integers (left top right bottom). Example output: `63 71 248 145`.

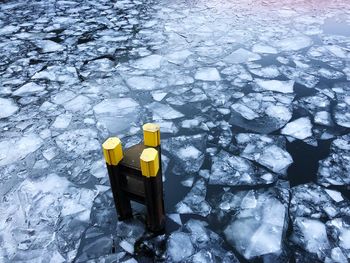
143 123 161 147
102 137 123 165
140 148 159 177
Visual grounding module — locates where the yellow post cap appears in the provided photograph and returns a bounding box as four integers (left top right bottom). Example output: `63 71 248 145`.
102 137 123 165
143 123 161 147
140 148 159 177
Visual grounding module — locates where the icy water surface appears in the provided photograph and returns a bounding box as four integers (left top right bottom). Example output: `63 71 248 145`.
1 0 350 262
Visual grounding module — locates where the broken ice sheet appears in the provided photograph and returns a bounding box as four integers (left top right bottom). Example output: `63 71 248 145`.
222 183 289 260
230 91 294 133
235 133 293 175
281 117 313 140
209 150 278 186
333 82 350 128
318 134 350 186
93 98 140 133
194 67 221 81
166 220 239 262
0 98 19 118
162 134 206 174
0 133 43 166
0 174 97 262
55 128 100 157
253 79 294 94
290 184 350 262
175 179 211 217
289 183 350 221
146 102 184 120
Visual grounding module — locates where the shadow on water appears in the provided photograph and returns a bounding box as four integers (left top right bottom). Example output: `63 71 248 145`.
286 139 332 187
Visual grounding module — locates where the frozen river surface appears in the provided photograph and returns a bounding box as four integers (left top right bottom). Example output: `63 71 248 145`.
1 0 350 262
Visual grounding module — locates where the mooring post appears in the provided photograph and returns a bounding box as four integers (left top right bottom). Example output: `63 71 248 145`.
142 123 165 209
140 147 165 232
102 137 132 220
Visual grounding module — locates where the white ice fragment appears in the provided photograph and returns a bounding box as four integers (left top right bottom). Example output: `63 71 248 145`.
314 111 332 126
51 113 72 129
281 117 312 140
255 79 294 93
178 146 201 160
194 68 221 81
224 194 286 259
258 145 293 174
167 232 194 262
146 102 184 120
55 129 100 156
252 44 278 54
168 214 182 225
13 82 45 96
63 95 91 113
0 98 18 118
120 240 134 254
292 218 330 254
224 48 261 64
166 50 192 64
325 189 344 202
151 91 167 101
36 40 65 53
231 104 259 120
132 54 163 69
0 134 43 166
126 76 158 90
275 36 312 51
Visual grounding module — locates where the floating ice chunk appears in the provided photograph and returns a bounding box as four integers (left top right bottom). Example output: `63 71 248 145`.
252 44 278 54
289 184 348 220
151 91 167 101
51 113 72 129
318 135 350 186
132 54 163 69
167 232 194 262
36 40 65 53
279 65 319 88
224 48 261 64
325 189 344 203
0 173 97 261
230 92 294 133
163 134 206 173
224 188 287 259
258 145 293 174
125 76 158 90
176 179 211 217
275 36 312 51
235 134 293 174
43 147 57 161
55 129 100 157
0 98 18 118
146 102 184 120
168 214 182 225
281 117 312 140
333 83 350 128
291 218 330 256
63 95 91 113
0 134 43 166
314 111 332 126
194 68 221 81
249 66 280 78
13 82 45 96
231 104 259 120
254 79 294 93
166 50 192 64
93 98 140 133
209 150 277 186
51 90 76 105
32 66 79 85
